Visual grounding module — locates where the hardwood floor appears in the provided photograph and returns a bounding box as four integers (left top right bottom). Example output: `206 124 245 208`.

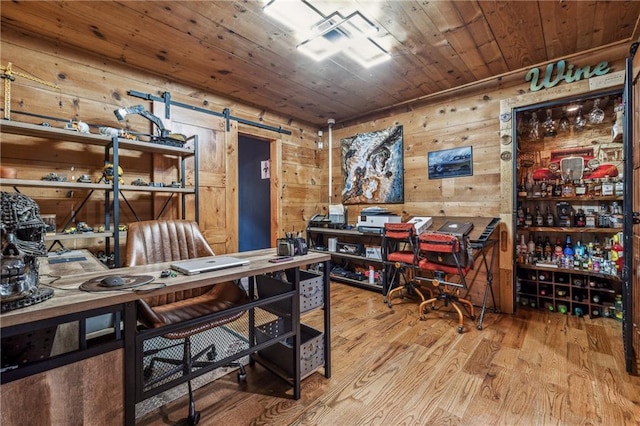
137 282 640 425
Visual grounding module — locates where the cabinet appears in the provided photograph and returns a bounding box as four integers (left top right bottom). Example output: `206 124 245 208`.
0 121 198 266
306 226 384 291
514 92 625 318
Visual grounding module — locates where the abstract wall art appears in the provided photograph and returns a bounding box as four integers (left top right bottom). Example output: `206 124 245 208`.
341 125 404 204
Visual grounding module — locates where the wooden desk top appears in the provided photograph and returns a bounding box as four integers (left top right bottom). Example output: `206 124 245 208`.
1 249 330 328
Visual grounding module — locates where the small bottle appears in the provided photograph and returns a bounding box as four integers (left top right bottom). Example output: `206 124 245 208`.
525 207 533 227
563 235 574 258
553 178 563 197
546 206 554 227
535 205 544 226
558 304 568 315
368 265 375 284
517 204 525 227
535 236 544 261
532 180 542 198
544 237 552 260
574 208 586 227
518 234 528 264
614 175 624 196
575 179 586 197
562 169 576 198
602 175 614 196
614 295 623 320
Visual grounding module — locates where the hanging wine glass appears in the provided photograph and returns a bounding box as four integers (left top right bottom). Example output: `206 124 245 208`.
574 105 586 131
588 98 604 124
543 109 557 137
529 112 540 140
559 106 570 132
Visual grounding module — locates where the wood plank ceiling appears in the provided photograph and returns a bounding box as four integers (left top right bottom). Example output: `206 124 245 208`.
2 1 640 126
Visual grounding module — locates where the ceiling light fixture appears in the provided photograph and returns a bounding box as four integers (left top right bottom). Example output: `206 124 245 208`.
263 0 390 68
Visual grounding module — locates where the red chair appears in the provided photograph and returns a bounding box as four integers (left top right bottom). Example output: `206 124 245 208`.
416 231 475 333
382 222 432 307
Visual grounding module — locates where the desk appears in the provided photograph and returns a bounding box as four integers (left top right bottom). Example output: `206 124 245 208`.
0 249 331 425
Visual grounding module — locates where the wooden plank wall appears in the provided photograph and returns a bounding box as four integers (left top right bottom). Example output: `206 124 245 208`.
0 28 321 257
0 28 631 312
328 45 629 311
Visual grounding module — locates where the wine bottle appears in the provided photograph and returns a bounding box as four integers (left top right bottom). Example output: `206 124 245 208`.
525 207 533 227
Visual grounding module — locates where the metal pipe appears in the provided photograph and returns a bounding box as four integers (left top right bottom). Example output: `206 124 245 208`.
327 118 335 205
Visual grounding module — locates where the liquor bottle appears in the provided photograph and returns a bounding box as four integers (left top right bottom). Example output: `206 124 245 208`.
535 236 544 261
540 180 547 197
574 208 586 227
527 235 536 259
545 206 554 227
610 233 624 272
525 207 533 227
546 180 554 197
614 175 624 196
593 178 602 197
517 204 525 227
558 304 568 315
518 234 527 264
602 175 614 196
544 237 552 260
562 169 576 198
563 235 574 258
575 179 587 197
535 205 544 226
553 178 563 197
532 180 542 198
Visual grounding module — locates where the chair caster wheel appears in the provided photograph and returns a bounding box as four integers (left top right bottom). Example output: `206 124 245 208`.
237 371 246 382
477 324 483 330
457 326 464 334
470 315 476 321
187 410 200 425
387 303 393 308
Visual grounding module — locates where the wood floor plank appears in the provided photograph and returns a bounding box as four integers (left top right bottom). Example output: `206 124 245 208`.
137 282 640 425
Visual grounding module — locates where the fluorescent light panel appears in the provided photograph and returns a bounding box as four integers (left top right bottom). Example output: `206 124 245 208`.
263 0 390 67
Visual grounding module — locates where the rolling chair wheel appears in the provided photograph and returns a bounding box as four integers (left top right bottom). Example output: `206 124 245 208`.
477 324 483 330
470 315 476 321
457 326 464 334
237 371 247 382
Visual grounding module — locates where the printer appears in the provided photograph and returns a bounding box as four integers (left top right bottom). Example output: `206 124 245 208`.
356 207 401 232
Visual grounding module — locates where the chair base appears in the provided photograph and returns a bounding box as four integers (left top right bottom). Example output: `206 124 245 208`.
144 336 247 425
419 287 475 333
385 282 433 308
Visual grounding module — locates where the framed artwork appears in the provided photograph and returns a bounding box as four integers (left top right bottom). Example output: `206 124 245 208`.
427 146 473 179
341 125 404 204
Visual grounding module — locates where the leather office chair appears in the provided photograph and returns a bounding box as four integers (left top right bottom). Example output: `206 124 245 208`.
126 219 250 425
382 222 432 307
416 231 475 333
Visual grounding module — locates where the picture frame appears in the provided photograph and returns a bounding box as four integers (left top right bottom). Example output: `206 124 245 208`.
341 125 404 204
427 146 473 179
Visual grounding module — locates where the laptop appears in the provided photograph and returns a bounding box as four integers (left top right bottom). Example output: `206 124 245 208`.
170 256 250 275
437 221 474 236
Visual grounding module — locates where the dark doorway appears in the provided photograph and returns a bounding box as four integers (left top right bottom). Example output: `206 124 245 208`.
238 135 271 251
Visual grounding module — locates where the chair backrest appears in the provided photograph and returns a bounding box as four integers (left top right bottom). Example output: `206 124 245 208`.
418 231 472 270
381 222 417 261
126 219 214 266
125 219 216 306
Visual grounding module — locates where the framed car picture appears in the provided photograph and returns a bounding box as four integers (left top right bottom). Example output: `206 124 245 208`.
427 146 473 179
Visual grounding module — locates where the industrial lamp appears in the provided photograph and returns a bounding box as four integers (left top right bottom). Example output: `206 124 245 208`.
114 105 186 146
